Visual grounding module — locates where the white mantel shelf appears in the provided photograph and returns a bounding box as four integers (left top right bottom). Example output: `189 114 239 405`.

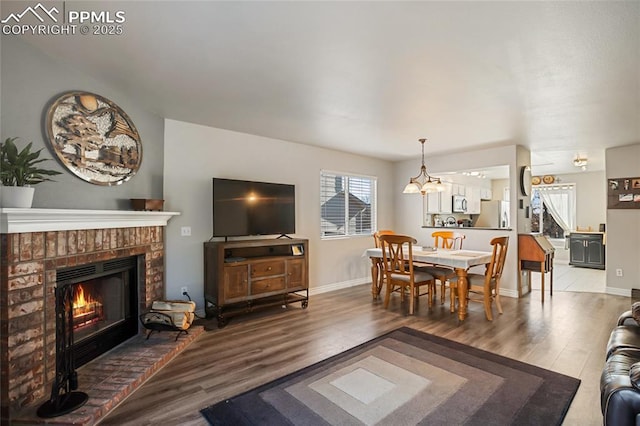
0 208 181 233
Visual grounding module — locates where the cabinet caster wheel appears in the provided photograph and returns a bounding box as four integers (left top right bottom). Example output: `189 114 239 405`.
217 315 228 328
302 300 308 309
205 303 219 320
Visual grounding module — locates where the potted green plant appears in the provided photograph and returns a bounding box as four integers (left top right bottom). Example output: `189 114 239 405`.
0 137 62 208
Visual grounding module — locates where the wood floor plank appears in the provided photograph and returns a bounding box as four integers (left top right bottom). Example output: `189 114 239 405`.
100 283 630 426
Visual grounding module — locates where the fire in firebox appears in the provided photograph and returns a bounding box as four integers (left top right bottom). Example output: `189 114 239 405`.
72 284 104 328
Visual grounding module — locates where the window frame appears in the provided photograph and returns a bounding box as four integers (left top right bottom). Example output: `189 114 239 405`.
320 170 377 239
531 183 577 239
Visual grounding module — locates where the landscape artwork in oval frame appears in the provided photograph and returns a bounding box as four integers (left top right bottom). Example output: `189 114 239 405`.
45 91 142 186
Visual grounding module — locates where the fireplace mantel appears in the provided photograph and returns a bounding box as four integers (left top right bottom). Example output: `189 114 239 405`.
0 208 180 233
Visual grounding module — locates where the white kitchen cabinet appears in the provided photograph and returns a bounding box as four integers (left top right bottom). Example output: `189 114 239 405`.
425 191 440 213
452 183 466 196
480 188 493 200
439 183 453 213
423 183 452 214
467 186 482 214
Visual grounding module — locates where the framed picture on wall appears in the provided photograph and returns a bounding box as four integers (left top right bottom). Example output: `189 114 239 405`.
607 177 640 209
45 91 142 186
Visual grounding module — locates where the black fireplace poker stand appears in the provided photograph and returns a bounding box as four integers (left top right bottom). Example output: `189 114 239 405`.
37 284 88 418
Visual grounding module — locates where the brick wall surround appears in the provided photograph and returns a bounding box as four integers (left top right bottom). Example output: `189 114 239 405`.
0 225 166 420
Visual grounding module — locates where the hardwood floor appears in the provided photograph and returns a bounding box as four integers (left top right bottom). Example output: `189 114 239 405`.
101 283 629 426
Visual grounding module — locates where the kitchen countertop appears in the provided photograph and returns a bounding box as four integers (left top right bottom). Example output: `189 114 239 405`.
570 231 605 234
422 226 513 231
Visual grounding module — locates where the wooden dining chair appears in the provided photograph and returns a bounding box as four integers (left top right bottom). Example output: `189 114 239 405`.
378 234 435 315
449 236 509 320
371 230 395 299
417 231 466 311
373 230 395 248
433 231 466 250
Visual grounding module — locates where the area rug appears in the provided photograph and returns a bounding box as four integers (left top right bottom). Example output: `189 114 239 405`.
201 327 580 425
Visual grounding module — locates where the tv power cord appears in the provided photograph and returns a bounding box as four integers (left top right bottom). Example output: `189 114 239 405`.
182 291 206 319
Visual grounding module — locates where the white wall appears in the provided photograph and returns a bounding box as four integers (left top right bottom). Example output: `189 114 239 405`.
162 119 394 309
492 179 509 201
0 37 165 210
393 144 529 298
605 143 640 295
553 171 606 231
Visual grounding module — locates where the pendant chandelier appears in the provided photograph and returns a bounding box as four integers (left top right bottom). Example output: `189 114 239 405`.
403 138 444 194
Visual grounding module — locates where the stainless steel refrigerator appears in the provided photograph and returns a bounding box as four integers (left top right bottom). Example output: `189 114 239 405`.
476 201 510 228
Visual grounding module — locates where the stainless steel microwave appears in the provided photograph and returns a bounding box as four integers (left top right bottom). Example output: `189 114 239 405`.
452 195 468 212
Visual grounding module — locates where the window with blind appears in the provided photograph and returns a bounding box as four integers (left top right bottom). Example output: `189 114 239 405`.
320 171 377 238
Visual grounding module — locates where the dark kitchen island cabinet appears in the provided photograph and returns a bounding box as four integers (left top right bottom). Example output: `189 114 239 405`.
569 232 605 269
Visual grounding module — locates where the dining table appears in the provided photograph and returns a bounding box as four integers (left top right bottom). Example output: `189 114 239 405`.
365 247 494 321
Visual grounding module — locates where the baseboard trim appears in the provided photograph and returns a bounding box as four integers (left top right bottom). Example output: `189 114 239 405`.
311 279 524 300
309 278 369 296
607 287 631 297
499 288 519 299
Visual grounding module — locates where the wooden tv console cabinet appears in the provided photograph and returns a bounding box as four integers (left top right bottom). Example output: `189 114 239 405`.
203 238 309 327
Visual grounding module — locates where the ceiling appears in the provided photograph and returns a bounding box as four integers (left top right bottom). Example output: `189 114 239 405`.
10 1 640 176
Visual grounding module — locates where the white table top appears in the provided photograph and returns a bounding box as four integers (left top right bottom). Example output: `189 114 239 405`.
365 247 493 270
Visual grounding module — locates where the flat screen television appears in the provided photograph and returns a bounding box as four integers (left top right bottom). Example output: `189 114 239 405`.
212 178 295 237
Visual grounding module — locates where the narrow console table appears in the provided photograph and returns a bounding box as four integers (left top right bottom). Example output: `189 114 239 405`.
518 233 555 302
204 238 309 327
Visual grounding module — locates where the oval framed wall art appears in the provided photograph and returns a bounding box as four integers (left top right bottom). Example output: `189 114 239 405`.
45 91 142 186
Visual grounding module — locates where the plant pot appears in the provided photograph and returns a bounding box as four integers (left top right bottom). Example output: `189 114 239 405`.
0 186 35 208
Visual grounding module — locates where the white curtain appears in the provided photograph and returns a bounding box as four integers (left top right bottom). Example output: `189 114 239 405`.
538 184 576 234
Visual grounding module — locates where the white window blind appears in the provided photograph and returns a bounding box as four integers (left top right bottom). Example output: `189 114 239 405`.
320 171 377 238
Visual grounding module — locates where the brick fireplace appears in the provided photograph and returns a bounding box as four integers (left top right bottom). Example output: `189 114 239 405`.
0 208 179 423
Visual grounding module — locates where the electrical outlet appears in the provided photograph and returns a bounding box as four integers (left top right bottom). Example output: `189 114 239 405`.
181 286 188 294
180 226 191 236
616 268 623 277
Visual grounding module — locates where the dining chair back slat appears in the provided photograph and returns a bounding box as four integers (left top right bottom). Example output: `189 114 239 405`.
373 230 395 248
432 231 466 250
486 236 509 285
378 234 434 315
370 230 396 299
